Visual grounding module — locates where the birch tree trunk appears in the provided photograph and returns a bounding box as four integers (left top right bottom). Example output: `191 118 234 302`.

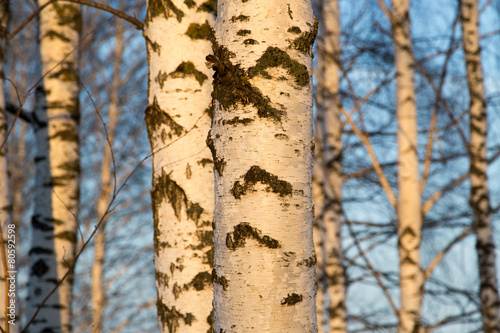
0 3 12 332
391 0 423 332
27 2 81 332
460 1 500 331
208 1 317 331
317 0 347 331
144 1 215 332
91 14 124 333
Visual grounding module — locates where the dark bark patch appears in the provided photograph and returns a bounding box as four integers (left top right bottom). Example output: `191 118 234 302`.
237 29 251 36
31 259 50 277
206 132 226 175
54 231 77 243
53 3 82 32
231 165 292 199
147 0 184 22
198 158 214 167
197 0 217 14
243 39 258 45
221 117 253 126
287 26 301 34
168 61 208 86
212 268 229 290
248 46 309 86
188 271 212 291
297 254 317 267
157 301 195 332
145 96 185 144
184 0 196 8
206 45 285 122
281 293 302 305
43 30 71 42
226 222 280 250
289 19 318 55
231 15 250 22
207 310 214 333
186 21 213 40
155 270 170 288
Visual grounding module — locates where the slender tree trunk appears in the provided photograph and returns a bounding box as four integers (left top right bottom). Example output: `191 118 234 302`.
209 1 317 331
27 2 81 332
144 1 215 332
391 0 423 332
317 0 347 331
0 3 13 332
460 0 500 331
91 13 124 333
313 129 326 333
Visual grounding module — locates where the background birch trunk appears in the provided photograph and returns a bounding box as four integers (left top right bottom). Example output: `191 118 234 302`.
460 0 500 331
317 0 347 331
0 3 12 332
209 0 317 331
91 12 124 333
144 1 215 331
391 0 423 332
27 2 81 332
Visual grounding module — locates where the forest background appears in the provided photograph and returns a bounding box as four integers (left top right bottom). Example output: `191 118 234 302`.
2 0 500 332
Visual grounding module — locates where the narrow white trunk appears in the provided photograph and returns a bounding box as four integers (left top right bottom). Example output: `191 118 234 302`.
144 1 215 331
91 14 124 333
28 3 81 332
209 1 317 331
391 0 423 332
461 1 500 331
317 0 347 331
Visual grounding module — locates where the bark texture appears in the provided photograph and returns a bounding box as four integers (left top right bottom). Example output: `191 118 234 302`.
209 1 317 331
461 1 500 331
27 2 81 332
317 0 347 331
391 0 423 332
144 1 215 332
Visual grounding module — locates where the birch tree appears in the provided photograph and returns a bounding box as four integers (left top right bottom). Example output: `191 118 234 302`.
27 2 81 332
316 0 347 331
391 0 423 331
460 0 500 331
207 0 317 330
144 1 216 331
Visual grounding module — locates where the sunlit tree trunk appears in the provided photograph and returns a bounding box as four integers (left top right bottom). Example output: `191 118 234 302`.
27 2 81 332
208 0 317 331
91 13 124 333
391 0 423 332
460 0 500 331
0 3 12 332
317 0 347 331
144 1 215 331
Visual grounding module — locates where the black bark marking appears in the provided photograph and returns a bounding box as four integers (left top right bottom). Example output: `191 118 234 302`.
157 300 195 332
168 61 208 86
231 165 292 199
281 293 302 305
226 222 280 250
212 268 229 290
186 21 213 40
145 96 185 145
247 46 309 86
147 0 185 22
206 45 285 122
206 132 226 175
289 19 318 55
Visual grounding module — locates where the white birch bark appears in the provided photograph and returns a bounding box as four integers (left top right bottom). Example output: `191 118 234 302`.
27 2 81 332
209 1 317 331
0 3 13 332
91 14 124 333
460 1 500 331
144 1 215 331
391 0 423 332
317 0 347 331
